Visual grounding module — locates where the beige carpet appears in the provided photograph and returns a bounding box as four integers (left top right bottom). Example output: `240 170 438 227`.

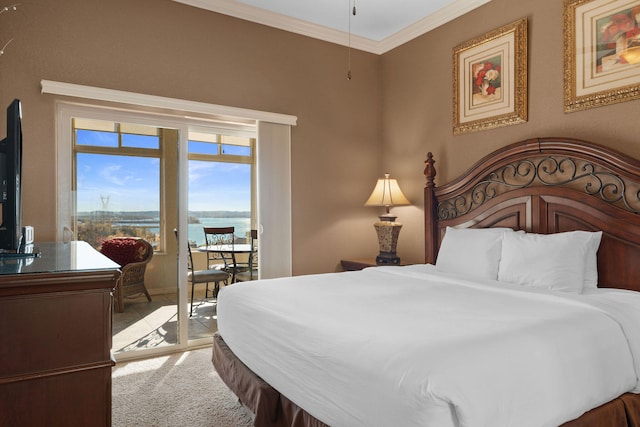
112 347 253 427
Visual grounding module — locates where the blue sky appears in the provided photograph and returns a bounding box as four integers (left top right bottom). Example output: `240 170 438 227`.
187 160 251 211
76 154 251 213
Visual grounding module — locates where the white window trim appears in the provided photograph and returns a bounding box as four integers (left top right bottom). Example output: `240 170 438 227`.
42 80 297 126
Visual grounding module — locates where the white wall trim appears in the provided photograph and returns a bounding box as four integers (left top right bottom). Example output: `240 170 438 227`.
41 80 298 126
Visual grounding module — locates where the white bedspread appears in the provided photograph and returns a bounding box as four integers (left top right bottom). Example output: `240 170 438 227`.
217 264 640 427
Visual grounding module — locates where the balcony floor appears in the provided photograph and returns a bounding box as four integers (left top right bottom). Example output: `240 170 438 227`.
112 289 218 353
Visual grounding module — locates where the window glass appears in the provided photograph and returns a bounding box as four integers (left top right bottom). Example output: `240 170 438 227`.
221 144 251 156
187 160 252 246
73 121 255 254
75 153 161 249
122 133 160 149
76 129 118 148
73 116 163 250
188 141 219 155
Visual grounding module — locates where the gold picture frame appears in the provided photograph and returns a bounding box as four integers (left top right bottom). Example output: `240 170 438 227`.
453 18 528 135
563 0 640 112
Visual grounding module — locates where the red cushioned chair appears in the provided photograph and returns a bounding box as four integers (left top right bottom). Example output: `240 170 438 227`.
100 237 153 313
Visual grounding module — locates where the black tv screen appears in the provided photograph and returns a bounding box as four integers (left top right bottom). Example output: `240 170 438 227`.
0 99 23 252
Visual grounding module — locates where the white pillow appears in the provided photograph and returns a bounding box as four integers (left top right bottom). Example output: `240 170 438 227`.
583 231 603 290
498 231 600 293
436 227 515 280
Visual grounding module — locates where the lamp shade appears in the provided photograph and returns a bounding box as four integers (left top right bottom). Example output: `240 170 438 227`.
364 173 410 208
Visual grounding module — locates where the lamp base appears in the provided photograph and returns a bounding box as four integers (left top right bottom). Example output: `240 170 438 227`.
373 220 403 265
376 252 400 265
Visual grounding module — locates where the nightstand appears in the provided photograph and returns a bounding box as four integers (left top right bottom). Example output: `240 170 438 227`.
340 258 379 271
341 258 408 271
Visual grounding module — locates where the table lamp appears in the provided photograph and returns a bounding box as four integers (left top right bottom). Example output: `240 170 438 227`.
364 173 410 265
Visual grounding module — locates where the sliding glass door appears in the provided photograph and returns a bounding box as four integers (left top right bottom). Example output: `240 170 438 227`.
183 127 256 344
54 92 293 361
71 115 182 359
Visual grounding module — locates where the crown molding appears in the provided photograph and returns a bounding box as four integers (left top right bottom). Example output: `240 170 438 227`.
174 0 380 53
173 0 492 55
377 0 492 53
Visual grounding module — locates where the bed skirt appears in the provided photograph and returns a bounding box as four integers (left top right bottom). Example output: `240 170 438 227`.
212 333 328 427
212 333 640 427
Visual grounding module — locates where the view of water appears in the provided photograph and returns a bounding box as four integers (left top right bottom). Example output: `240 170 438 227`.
111 216 251 246
188 217 251 246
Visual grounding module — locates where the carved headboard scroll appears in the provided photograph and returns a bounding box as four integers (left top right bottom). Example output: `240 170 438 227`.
424 137 640 292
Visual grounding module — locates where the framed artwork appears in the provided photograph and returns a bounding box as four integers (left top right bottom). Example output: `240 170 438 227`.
453 18 528 135
564 0 640 112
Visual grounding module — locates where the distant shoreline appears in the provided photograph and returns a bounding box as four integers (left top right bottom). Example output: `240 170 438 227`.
77 211 251 219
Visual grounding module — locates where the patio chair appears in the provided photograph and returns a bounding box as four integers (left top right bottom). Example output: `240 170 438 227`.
100 237 153 313
235 229 258 282
203 226 247 283
175 228 229 317
186 242 229 316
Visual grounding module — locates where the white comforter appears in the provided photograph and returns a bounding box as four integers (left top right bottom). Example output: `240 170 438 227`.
217 264 640 427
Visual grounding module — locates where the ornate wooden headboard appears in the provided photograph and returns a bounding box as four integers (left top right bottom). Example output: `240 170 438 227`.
424 137 640 292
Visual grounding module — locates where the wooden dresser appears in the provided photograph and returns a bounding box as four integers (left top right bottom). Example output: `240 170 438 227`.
0 241 120 427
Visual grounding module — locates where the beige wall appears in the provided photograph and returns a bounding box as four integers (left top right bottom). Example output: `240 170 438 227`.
2 0 638 276
0 0 382 276
381 0 640 264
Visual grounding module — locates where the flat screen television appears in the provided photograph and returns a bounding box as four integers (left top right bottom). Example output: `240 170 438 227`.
0 99 23 253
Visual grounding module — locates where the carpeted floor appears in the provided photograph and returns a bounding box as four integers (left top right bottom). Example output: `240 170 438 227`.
112 347 253 427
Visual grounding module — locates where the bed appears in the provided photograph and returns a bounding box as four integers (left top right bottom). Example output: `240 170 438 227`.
212 137 640 427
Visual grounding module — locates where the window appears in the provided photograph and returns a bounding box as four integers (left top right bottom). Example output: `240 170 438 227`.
73 119 163 249
72 118 256 253
187 130 255 247
50 80 295 285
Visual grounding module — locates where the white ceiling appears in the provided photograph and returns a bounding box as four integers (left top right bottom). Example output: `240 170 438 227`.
173 0 492 54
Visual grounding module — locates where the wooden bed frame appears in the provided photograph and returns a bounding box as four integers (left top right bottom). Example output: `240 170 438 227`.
213 137 640 427
425 137 640 295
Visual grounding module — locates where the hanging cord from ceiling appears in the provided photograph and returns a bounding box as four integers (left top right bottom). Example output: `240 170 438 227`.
347 0 356 80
